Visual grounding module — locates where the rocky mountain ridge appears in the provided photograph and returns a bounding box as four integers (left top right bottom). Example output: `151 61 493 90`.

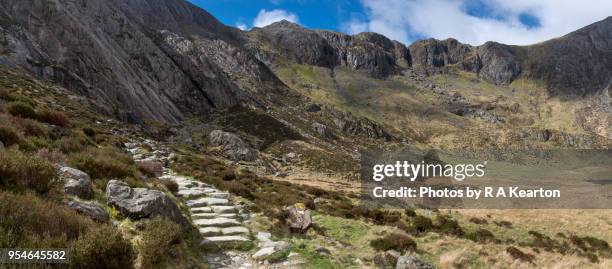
0 0 609 143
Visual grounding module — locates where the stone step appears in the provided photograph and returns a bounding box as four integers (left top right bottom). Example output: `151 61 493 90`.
192 213 217 219
208 192 230 199
194 218 241 227
200 227 222 236
186 197 229 207
200 235 250 247
211 205 236 214
221 226 250 235
218 213 239 219
176 189 208 198
190 207 213 213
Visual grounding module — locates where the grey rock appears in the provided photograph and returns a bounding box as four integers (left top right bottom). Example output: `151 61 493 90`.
252 241 292 261
60 167 93 199
66 199 109 222
409 38 476 75
105 180 189 229
314 245 331 255
477 42 520 85
395 255 435 269
305 103 321 112
284 204 312 233
256 232 272 242
208 130 258 161
312 122 336 139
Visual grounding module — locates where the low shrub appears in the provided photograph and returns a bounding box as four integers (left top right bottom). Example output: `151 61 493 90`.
15 118 47 137
370 233 417 253
0 125 20 146
7 101 37 119
137 160 164 178
68 147 134 180
469 217 488 225
70 225 135 269
466 228 495 243
0 150 57 193
407 215 434 235
38 109 70 127
0 191 94 248
36 148 66 165
436 215 464 236
58 135 88 153
160 180 178 193
137 217 182 268
506 246 534 263
82 127 96 137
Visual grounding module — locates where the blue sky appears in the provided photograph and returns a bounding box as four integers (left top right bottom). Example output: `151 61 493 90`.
188 0 612 46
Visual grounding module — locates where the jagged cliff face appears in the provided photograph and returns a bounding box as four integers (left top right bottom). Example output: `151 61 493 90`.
249 18 611 96
247 21 411 78
0 0 289 123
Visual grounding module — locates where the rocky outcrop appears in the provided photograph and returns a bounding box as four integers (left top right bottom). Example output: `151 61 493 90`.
208 130 258 161
284 204 312 233
409 38 477 75
395 255 435 269
477 42 520 84
106 180 189 229
59 167 93 199
312 123 336 140
66 199 109 222
250 21 409 77
332 111 394 141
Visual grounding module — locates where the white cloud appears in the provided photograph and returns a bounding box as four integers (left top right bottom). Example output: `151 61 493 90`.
346 0 612 45
236 23 248 31
253 9 299 28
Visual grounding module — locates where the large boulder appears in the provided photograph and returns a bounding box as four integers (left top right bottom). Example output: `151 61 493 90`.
106 180 189 229
66 199 109 222
59 167 93 199
208 130 258 161
395 255 435 269
284 203 312 233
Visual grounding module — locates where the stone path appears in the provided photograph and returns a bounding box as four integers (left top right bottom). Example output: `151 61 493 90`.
124 139 258 268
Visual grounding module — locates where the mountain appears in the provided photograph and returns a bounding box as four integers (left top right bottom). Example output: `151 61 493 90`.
0 0 610 146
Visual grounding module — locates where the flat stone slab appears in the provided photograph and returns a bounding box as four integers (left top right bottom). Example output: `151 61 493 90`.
190 207 212 213
218 213 238 218
201 235 249 246
192 213 218 219
194 218 241 227
186 198 229 207
222 226 249 235
177 189 207 198
211 205 236 213
200 227 222 236
208 192 230 199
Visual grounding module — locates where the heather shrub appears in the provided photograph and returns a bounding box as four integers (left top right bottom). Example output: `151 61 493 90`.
14 118 47 137
0 125 20 146
70 225 135 269
38 109 70 127
7 101 37 119
68 147 134 180
36 148 66 165
58 135 88 153
0 191 94 248
370 233 417 253
137 160 164 177
137 217 182 268
0 150 57 193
